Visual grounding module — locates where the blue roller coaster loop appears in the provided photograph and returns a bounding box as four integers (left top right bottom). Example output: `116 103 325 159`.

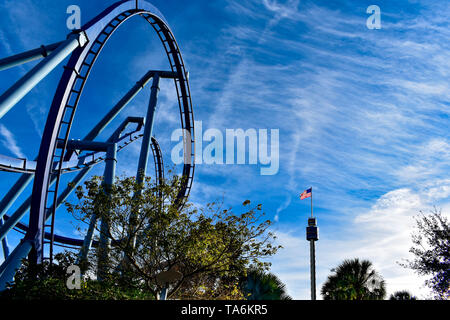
0 0 195 290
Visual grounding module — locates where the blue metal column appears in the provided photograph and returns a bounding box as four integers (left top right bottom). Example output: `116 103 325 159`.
0 218 9 258
77 213 98 264
136 73 160 184
59 140 116 280
0 197 32 245
127 73 160 250
77 118 144 266
0 41 63 72
0 171 88 244
98 143 117 280
82 70 156 142
0 240 33 290
0 174 33 263
0 32 88 119
0 174 33 221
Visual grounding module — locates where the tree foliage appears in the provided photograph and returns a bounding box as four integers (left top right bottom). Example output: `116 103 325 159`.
400 208 449 299
0 252 154 300
65 172 281 299
240 268 292 300
321 258 386 300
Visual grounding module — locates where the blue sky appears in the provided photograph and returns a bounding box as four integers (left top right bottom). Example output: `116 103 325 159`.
0 0 449 299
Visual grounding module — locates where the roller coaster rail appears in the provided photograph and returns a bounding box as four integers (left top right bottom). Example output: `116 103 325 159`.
0 0 195 290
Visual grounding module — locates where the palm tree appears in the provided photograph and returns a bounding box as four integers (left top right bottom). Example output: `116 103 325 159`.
321 258 386 300
241 268 292 300
389 290 416 300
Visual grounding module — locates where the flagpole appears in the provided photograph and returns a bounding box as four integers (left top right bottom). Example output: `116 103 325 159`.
310 187 313 218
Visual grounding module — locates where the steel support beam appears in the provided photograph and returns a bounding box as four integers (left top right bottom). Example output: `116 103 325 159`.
82 71 172 143
136 73 160 183
0 197 32 244
0 32 88 120
98 143 117 280
127 73 160 251
0 240 33 290
0 218 9 258
77 213 98 264
77 118 143 266
0 174 33 221
0 170 84 244
0 41 63 72
65 139 116 280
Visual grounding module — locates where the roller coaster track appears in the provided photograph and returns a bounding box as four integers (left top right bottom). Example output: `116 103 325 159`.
0 0 195 288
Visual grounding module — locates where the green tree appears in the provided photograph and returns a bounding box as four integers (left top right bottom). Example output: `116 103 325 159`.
389 290 416 300
0 252 155 300
400 208 449 300
66 173 281 299
321 258 386 300
240 268 292 300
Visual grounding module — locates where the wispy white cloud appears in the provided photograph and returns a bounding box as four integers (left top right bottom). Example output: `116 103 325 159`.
0 124 26 158
0 30 13 56
262 0 301 24
274 194 291 222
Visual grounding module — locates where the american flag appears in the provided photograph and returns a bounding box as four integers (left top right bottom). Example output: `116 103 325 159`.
300 188 312 200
